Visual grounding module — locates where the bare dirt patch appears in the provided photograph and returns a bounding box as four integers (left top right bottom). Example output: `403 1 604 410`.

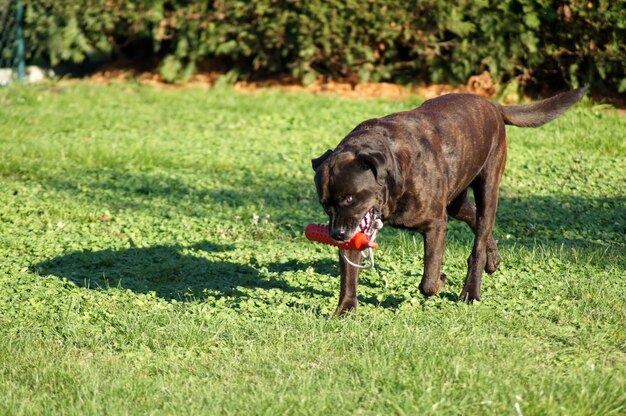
84 64 497 101
81 64 624 112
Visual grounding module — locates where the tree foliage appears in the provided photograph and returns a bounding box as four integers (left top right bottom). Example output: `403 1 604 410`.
23 0 626 93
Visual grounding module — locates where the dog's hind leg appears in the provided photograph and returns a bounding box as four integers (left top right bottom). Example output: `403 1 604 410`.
447 190 501 274
460 145 507 302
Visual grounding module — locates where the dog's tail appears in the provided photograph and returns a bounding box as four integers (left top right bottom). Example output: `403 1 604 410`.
499 86 588 128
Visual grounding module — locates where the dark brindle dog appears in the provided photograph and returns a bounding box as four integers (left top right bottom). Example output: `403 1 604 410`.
312 87 586 316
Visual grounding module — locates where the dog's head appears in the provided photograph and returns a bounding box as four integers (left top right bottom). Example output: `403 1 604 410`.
312 144 396 242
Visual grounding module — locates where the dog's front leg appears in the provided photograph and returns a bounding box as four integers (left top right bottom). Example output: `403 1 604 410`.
335 249 361 316
418 221 448 297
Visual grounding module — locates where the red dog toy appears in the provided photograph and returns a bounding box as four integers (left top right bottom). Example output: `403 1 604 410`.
305 223 379 251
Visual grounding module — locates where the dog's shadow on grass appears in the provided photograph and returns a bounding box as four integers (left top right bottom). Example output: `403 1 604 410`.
33 242 335 304
33 241 425 312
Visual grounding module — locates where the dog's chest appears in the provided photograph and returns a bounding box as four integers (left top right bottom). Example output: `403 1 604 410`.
384 196 434 231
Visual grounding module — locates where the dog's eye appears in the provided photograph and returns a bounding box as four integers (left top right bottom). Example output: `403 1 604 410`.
344 195 354 205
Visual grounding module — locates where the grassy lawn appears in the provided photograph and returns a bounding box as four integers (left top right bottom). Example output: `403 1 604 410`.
0 82 624 415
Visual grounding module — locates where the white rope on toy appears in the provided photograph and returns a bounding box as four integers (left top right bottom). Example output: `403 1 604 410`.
340 247 376 269
340 218 383 270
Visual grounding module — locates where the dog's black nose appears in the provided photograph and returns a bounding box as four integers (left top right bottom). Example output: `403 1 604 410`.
330 229 349 242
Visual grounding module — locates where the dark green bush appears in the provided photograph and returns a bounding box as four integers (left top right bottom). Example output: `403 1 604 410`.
22 0 626 94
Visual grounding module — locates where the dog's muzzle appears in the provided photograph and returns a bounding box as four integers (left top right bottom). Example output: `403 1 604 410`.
330 209 381 242
339 209 383 269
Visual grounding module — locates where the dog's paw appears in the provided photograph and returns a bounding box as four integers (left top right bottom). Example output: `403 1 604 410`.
459 285 481 303
485 245 501 274
334 299 358 317
418 273 447 297
484 238 501 274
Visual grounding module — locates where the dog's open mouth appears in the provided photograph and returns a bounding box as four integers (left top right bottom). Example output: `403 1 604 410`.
338 209 382 269
358 209 381 238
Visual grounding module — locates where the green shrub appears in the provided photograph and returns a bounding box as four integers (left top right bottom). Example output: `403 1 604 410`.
22 0 626 94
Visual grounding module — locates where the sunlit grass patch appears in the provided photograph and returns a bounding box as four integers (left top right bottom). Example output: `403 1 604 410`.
0 82 624 415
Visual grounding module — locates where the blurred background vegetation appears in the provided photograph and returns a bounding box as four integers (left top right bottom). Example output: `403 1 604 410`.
4 0 626 97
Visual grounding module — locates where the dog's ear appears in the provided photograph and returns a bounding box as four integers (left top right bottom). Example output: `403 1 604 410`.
311 149 333 171
358 147 402 193
357 150 387 181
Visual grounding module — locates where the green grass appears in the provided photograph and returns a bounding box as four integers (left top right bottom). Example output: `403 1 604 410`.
0 82 624 415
